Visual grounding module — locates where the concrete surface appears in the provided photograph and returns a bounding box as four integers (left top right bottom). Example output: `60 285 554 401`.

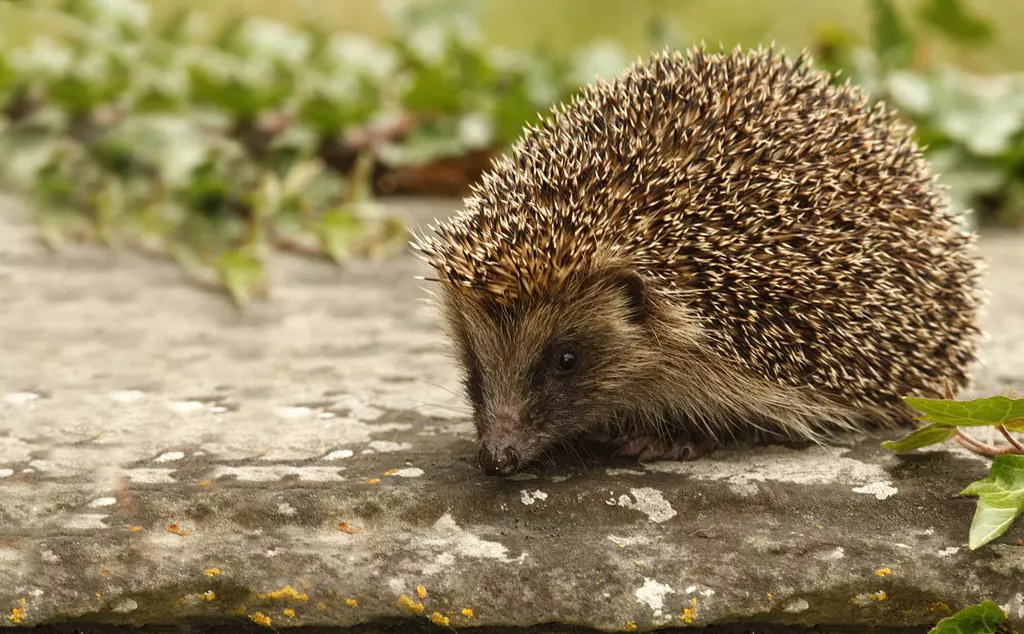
0 192 1022 633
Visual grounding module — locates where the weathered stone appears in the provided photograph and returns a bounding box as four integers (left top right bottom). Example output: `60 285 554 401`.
0 193 1022 632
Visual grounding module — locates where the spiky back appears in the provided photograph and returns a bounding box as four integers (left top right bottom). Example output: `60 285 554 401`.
413 46 983 407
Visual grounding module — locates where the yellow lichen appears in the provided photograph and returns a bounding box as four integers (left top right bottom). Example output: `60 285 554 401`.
416 584 428 600
366 478 381 484
384 468 400 476
129 526 144 532
681 596 697 624
875 567 892 577
346 599 358 608
461 608 473 618
929 601 951 613
205 568 221 577
256 585 309 603
396 594 424 614
9 599 26 624
872 591 887 601
623 622 637 631
430 612 449 626
200 591 216 602
251 612 272 627
283 608 295 618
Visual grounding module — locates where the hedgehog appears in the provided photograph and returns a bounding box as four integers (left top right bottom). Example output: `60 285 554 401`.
411 45 984 476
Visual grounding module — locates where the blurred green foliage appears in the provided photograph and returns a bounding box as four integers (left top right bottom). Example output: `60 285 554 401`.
0 0 1020 303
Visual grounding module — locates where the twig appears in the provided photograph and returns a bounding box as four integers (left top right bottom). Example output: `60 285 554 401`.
956 428 1011 456
997 425 1024 453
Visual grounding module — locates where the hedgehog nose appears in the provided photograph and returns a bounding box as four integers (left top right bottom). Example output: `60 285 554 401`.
478 441 520 476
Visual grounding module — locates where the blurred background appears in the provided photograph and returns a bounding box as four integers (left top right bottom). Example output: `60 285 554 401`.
0 0 1021 304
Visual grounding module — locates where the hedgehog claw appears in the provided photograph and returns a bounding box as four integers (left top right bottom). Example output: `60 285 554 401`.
608 433 714 463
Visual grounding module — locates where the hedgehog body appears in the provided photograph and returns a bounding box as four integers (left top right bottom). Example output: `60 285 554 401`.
413 46 984 476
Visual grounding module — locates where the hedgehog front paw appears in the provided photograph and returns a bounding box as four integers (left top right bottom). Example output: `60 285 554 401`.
608 433 714 463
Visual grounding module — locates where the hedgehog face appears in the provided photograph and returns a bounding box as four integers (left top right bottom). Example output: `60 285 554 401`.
442 268 657 476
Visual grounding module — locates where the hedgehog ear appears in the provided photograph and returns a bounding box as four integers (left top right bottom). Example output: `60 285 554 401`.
610 268 649 325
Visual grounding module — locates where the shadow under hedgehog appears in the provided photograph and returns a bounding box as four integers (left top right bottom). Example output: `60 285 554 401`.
410 45 985 477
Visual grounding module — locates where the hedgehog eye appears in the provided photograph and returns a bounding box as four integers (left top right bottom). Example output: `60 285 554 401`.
555 349 579 373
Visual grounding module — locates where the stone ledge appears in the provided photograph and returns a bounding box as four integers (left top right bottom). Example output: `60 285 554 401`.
1 195 1022 632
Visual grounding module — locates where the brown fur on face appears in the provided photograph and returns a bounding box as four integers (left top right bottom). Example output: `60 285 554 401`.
437 264 664 472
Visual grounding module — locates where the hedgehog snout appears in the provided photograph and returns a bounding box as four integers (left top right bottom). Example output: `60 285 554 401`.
478 440 521 476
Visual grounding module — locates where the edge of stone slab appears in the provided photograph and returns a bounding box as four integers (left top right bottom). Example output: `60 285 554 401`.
0 622 934 634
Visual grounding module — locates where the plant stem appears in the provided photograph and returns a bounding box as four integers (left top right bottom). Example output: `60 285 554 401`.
997 425 1024 453
955 428 1011 456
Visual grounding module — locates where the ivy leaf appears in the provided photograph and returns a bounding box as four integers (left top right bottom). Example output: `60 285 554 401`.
217 249 267 306
918 0 994 46
960 455 1024 549
904 395 1024 428
928 600 1006 634
870 0 915 69
317 207 363 264
882 423 958 453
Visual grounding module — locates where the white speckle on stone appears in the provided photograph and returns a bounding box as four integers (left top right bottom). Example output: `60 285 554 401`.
265 549 279 558
607 534 650 548
41 549 60 563
274 406 314 419
520 490 548 505
938 546 960 557
0 468 13 478
784 599 810 613
323 449 354 460
644 446 889 489
210 465 346 482
894 543 912 549
368 440 412 453
167 400 206 414
87 497 118 508
685 585 697 594
700 588 715 597
4 392 40 404
387 578 406 595
319 411 337 419
416 513 526 576
64 513 110 530
125 468 176 484
635 579 674 619
612 487 677 523
924 527 935 535
110 390 145 403
361 449 374 454
392 467 424 478
29 589 43 598
852 481 898 500
112 598 138 613
816 547 845 561
606 468 644 476
278 502 296 516
154 451 185 463
550 475 570 482
209 406 229 414
1000 593 1024 620
373 423 414 433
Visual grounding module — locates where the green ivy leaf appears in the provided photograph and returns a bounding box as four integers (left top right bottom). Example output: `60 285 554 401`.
960 455 1024 549
904 395 1024 428
217 249 267 306
871 0 915 69
918 0 994 46
317 206 363 264
928 600 1006 634
882 423 959 453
